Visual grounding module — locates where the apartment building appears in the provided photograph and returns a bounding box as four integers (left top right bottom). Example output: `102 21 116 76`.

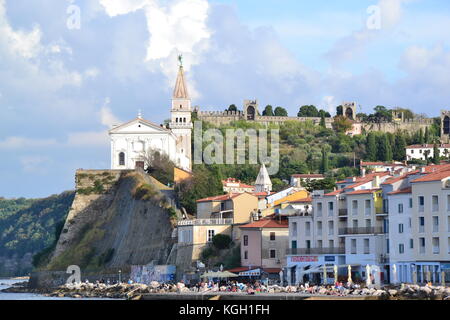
406 144 450 161
286 172 393 284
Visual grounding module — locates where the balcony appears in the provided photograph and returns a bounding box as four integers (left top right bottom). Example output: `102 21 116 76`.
286 247 345 255
378 254 390 264
339 227 385 235
178 218 233 226
338 209 348 217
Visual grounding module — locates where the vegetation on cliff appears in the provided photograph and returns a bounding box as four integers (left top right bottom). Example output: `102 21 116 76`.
0 191 75 276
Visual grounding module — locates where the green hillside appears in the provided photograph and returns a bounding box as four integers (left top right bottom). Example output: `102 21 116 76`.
0 191 75 276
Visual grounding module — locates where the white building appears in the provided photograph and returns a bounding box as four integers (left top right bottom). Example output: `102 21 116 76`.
406 144 450 161
109 61 192 172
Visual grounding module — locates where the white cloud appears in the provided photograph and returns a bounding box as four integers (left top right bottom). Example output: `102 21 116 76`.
0 136 57 149
100 98 122 127
20 155 51 174
66 131 109 147
99 0 211 98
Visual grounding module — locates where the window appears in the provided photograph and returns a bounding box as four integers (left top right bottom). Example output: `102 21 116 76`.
410 239 414 249
399 244 405 254
270 232 276 241
317 240 323 248
352 200 358 215
448 237 450 254
328 221 334 236
386 239 390 254
352 220 358 228
409 198 413 209
243 235 248 246
292 222 297 237
383 199 389 213
432 237 440 254
398 203 404 214
448 216 450 232
328 202 334 215
317 202 323 217
365 200 371 215
306 240 311 249
409 218 412 229
432 195 439 212
305 222 311 237
291 240 297 249
351 239 357 254
433 216 439 233
419 217 425 233
399 224 404 234
244 251 248 259
270 249 276 259
447 195 450 211
366 219 372 228
418 196 425 212
329 240 334 248
207 230 215 242
419 238 426 254
119 152 125 166
317 222 323 236
364 239 370 254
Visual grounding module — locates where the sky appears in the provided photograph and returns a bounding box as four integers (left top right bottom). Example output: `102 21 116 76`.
0 0 450 198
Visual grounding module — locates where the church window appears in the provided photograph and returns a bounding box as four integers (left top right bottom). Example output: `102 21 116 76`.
180 104 182 109
176 118 179 123
183 117 186 123
119 152 125 166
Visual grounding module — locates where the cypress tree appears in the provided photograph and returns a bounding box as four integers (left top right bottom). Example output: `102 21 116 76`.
320 114 326 128
366 133 377 161
394 132 407 161
433 142 440 164
378 134 392 162
419 128 424 144
320 147 329 174
425 127 430 144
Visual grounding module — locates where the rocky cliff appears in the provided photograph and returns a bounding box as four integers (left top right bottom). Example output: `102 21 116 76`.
43 169 177 274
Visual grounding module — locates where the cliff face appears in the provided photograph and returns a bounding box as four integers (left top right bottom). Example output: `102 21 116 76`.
46 170 176 273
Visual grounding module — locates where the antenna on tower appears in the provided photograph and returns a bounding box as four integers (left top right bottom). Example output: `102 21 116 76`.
138 109 142 119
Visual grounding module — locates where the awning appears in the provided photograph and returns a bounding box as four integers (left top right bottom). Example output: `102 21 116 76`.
239 268 261 276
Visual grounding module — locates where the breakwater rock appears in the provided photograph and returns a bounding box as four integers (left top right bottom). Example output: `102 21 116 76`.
4 282 449 300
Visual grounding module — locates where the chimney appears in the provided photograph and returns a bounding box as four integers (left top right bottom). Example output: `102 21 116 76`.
361 168 366 178
374 176 381 188
421 167 426 173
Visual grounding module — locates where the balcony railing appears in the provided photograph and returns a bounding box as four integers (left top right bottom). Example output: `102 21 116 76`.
178 218 233 226
339 227 384 235
286 247 345 255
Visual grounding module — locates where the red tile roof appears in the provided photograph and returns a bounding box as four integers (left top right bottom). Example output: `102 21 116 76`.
361 161 405 167
289 197 312 203
411 170 450 183
222 178 255 189
407 144 450 149
291 174 324 179
324 189 343 196
196 193 241 203
240 218 288 229
388 187 412 195
346 188 381 195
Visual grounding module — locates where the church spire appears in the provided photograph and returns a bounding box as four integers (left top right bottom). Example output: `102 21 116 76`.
173 55 189 99
255 163 272 193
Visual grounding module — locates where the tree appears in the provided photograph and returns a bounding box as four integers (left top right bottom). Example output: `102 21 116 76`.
262 105 274 116
332 116 353 133
366 133 377 161
372 106 392 123
424 127 430 144
433 143 440 164
298 105 319 117
274 107 288 117
227 104 238 112
418 128 425 144
142 148 175 185
393 132 407 161
320 147 329 174
377 134 392 162
212 234 232 250
318 110 331 118
424 149 431 164
319 114 326 128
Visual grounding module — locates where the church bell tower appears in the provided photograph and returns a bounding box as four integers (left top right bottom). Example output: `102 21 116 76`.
169 55 193 170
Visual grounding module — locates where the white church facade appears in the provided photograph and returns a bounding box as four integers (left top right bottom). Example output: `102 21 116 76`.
109 61 192 172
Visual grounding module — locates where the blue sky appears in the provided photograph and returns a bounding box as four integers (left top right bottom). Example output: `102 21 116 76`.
1 0 450 198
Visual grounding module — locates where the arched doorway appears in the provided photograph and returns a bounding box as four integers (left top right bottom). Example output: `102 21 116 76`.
444 116 450 135
247 105 256 121
345 107 354 120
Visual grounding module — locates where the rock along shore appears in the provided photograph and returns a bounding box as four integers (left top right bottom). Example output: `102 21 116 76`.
2 281 450 300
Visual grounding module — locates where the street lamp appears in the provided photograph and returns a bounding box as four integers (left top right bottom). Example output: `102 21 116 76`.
119 270 122 284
